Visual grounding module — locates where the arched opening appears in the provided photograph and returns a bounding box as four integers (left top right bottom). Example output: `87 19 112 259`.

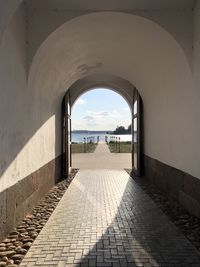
62 85 143 177
27 11 194 183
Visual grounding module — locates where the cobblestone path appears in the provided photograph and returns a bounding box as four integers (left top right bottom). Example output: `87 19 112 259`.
20 170 200 267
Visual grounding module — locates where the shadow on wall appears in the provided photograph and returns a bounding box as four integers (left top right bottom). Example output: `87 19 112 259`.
0 111 62 240
0 4 64 238
0 2 63 188
0 109 62 183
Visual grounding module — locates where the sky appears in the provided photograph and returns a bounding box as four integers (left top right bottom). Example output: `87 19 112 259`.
71 88 131 131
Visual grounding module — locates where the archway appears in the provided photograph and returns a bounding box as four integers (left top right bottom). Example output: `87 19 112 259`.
62 81 143 178
27 11 194 182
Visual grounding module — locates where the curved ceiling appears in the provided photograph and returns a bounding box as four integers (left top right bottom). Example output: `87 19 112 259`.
25 0 195 10
28 12 192 104
0 0 23 43
69 74 135 108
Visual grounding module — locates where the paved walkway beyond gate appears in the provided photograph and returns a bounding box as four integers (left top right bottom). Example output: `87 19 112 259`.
72 143 131 169
20 170 200 266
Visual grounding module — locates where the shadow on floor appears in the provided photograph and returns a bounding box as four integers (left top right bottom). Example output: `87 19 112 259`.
72 173 200 267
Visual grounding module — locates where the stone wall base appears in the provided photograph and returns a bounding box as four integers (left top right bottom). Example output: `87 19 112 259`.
144 155 200 218
0 155 62 241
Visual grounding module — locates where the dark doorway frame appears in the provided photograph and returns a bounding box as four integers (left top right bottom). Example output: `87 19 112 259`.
62 90 72 178
62 87 143 178
132 88 143 176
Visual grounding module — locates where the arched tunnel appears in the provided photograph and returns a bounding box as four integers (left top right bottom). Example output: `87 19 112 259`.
0 1 200 260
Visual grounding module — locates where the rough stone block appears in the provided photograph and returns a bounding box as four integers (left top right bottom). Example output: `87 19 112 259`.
0 190 6 240
0 155 62 241
144 154 200 218
183 173 200 204
179 190 200 218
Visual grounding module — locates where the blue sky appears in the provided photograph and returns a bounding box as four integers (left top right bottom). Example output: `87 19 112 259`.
71 88 131 131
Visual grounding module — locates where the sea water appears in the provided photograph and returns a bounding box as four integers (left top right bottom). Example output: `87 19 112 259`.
72 131 133 143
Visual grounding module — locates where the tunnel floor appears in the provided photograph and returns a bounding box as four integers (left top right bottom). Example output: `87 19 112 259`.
20 170 200 267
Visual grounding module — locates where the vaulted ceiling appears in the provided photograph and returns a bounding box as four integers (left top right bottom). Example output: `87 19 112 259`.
25 0 196 10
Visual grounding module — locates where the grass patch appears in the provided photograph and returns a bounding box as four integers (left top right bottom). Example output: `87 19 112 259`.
72 143 98 153
108 141 131 153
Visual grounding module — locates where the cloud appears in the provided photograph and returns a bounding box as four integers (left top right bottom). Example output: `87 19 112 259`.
83 116 94 121
73 109 131 131
75 99 86 105
83 110 121 121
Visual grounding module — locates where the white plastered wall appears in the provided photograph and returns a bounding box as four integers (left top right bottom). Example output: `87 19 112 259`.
0 3 59 193
192 0 200 178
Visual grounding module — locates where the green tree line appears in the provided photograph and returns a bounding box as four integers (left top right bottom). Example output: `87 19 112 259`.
112 125 131 134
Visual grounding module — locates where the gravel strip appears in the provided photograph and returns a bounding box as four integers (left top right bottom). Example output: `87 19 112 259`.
125 169 200 252
0 169 78 266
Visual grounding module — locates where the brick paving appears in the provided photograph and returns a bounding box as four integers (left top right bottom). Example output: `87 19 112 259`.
20 170 200 266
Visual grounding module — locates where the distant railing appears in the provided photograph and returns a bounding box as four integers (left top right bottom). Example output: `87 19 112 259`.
83 136 99 152
107 136 121 153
